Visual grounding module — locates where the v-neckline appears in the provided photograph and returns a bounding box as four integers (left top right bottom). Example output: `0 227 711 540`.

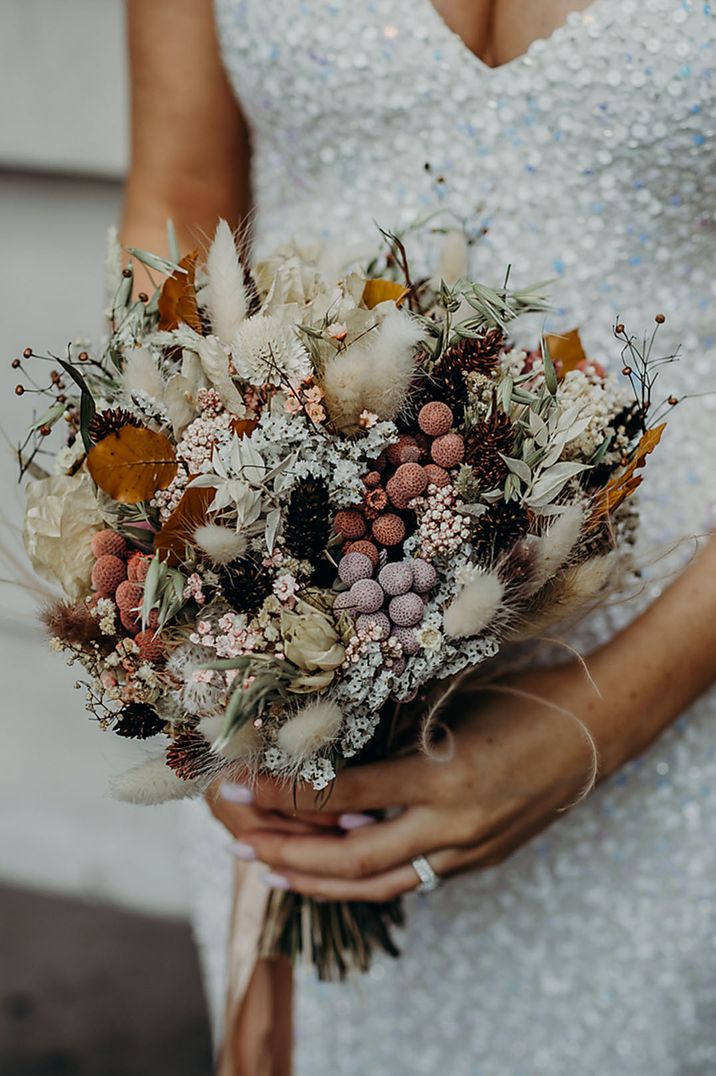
419 0 611 79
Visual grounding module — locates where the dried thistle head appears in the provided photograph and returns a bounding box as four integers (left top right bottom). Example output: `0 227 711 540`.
41 599 103 647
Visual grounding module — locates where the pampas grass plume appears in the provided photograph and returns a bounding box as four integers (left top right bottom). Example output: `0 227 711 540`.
122 347 164 400
443 570 504 639
277 700 343 762
528 504 585 594
204 219 248 343
512 553 617 640
110 755 201 805
194 524 247 565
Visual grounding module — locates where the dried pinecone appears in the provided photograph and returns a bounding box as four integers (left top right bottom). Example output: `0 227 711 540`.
464 407 515 490
166 728 214 781
473 500 530 559
283 478 331 565
428 352 469 413
89 407 141 443
443 327 506 376
114 702 165 739
219 557 274 616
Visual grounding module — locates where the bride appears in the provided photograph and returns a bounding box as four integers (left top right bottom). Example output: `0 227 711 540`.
121 1 716 1072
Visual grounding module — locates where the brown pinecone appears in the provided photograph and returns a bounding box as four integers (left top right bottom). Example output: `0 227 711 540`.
427 354 469 413
220 557 274 617
89 407 141 443
473 500 530 559
113 702 165 739
464 407 515 490
443 327 506 376
283 478 331 565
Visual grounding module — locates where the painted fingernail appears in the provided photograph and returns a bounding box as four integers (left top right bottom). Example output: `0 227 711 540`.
338 812 375 830
220 783 253 805
263 871 291 890
228 841 256 862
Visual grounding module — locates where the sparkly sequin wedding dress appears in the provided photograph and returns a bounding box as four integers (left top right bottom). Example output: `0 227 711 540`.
181 1 716 1072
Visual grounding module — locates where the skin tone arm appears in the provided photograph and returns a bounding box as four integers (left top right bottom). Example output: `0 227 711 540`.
120 0 251 290
211 533 716 900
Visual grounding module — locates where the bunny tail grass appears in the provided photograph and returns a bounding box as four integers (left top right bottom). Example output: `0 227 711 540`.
204 219 248 343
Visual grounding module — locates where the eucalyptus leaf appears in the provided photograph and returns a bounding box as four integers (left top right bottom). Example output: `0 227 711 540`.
125 246 187 277
501 455 532 484
541 338 558 395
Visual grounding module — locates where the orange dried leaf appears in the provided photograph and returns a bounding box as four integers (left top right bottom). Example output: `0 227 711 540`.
589 422 666 525
158 252 203 333
545 328 587 378
362 279 408 309
87 426 178 504
232 418 259 439
154 484 214 566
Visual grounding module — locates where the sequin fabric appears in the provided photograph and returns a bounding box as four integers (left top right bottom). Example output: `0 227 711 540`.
179 1 716 1071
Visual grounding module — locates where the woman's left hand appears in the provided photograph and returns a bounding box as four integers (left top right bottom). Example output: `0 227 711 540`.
213 659 617 902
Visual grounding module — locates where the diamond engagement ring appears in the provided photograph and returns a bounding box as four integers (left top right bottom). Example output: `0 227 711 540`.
410 855 441 894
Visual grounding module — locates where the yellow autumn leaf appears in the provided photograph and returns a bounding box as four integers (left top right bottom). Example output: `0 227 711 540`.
362 279 408 309
87 426 178 504
545 328 587 378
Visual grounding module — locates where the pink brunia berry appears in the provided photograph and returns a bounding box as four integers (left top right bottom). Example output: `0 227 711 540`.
418 401 454 438
338 552 374 586
348 579 384 614
334 509 368 541
431 432 465 469
378 561 414 597
333 592 357 616
115 581 144 614
127 553 151 583
410 558 438 594
91 529 127 559
423 464 451 489
388 592 425 627
371 513 406 547
391 463 428 502
391 626 420 655
356 612 391 640
136 630 165 663
91 554 127 597
344 540 380 569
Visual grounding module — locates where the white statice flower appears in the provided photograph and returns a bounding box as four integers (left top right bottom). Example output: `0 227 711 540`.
231 313 312 388
557 369 632 461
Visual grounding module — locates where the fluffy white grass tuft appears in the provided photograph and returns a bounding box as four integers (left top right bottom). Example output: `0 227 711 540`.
528 504 585 594
203 219 248 343
436 230 469 285
443 570 504 639
194 524 247 565
110 754 201 805
322 309 425 433
512 553 617 639
277 700 343 761
122 346 164 401
199 714 263 762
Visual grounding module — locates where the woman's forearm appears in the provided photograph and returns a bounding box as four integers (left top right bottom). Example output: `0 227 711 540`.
586 534 716 773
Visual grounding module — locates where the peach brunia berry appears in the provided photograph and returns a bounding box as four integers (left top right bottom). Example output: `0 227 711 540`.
334 509 368 541
372 513 406 547
136 629 165 663
386 435 421 467
390 462 428 501
127 553 152 583
418 401 454 438
115 581 144 614
423 464 451 489
344 540 380 568
91 554 127 597
431 432 465 469
91 529 128 559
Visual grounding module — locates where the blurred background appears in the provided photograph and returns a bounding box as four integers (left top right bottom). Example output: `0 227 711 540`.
0 2 212 1071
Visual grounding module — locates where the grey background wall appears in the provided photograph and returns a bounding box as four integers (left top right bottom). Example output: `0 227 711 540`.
0 0 192 919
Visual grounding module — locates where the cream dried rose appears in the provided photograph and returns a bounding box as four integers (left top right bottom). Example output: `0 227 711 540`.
23 469 103 600
281 600 346 692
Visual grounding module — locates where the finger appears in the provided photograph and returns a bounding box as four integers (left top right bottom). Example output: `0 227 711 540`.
210 782 342 829
249 754 429 814
208 802 333 840
242 808 436 879
262 844 466 903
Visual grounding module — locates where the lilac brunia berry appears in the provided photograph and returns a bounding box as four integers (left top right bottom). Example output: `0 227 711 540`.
338 551 374 586
349 578 385 613
410 558 437 594
356 612 391 640
378 560 414 596
388 592 424 627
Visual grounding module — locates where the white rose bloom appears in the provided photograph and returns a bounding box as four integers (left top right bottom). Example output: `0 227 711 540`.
23 469 103 600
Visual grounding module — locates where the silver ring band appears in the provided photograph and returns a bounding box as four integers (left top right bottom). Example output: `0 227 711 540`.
410 854 441 894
